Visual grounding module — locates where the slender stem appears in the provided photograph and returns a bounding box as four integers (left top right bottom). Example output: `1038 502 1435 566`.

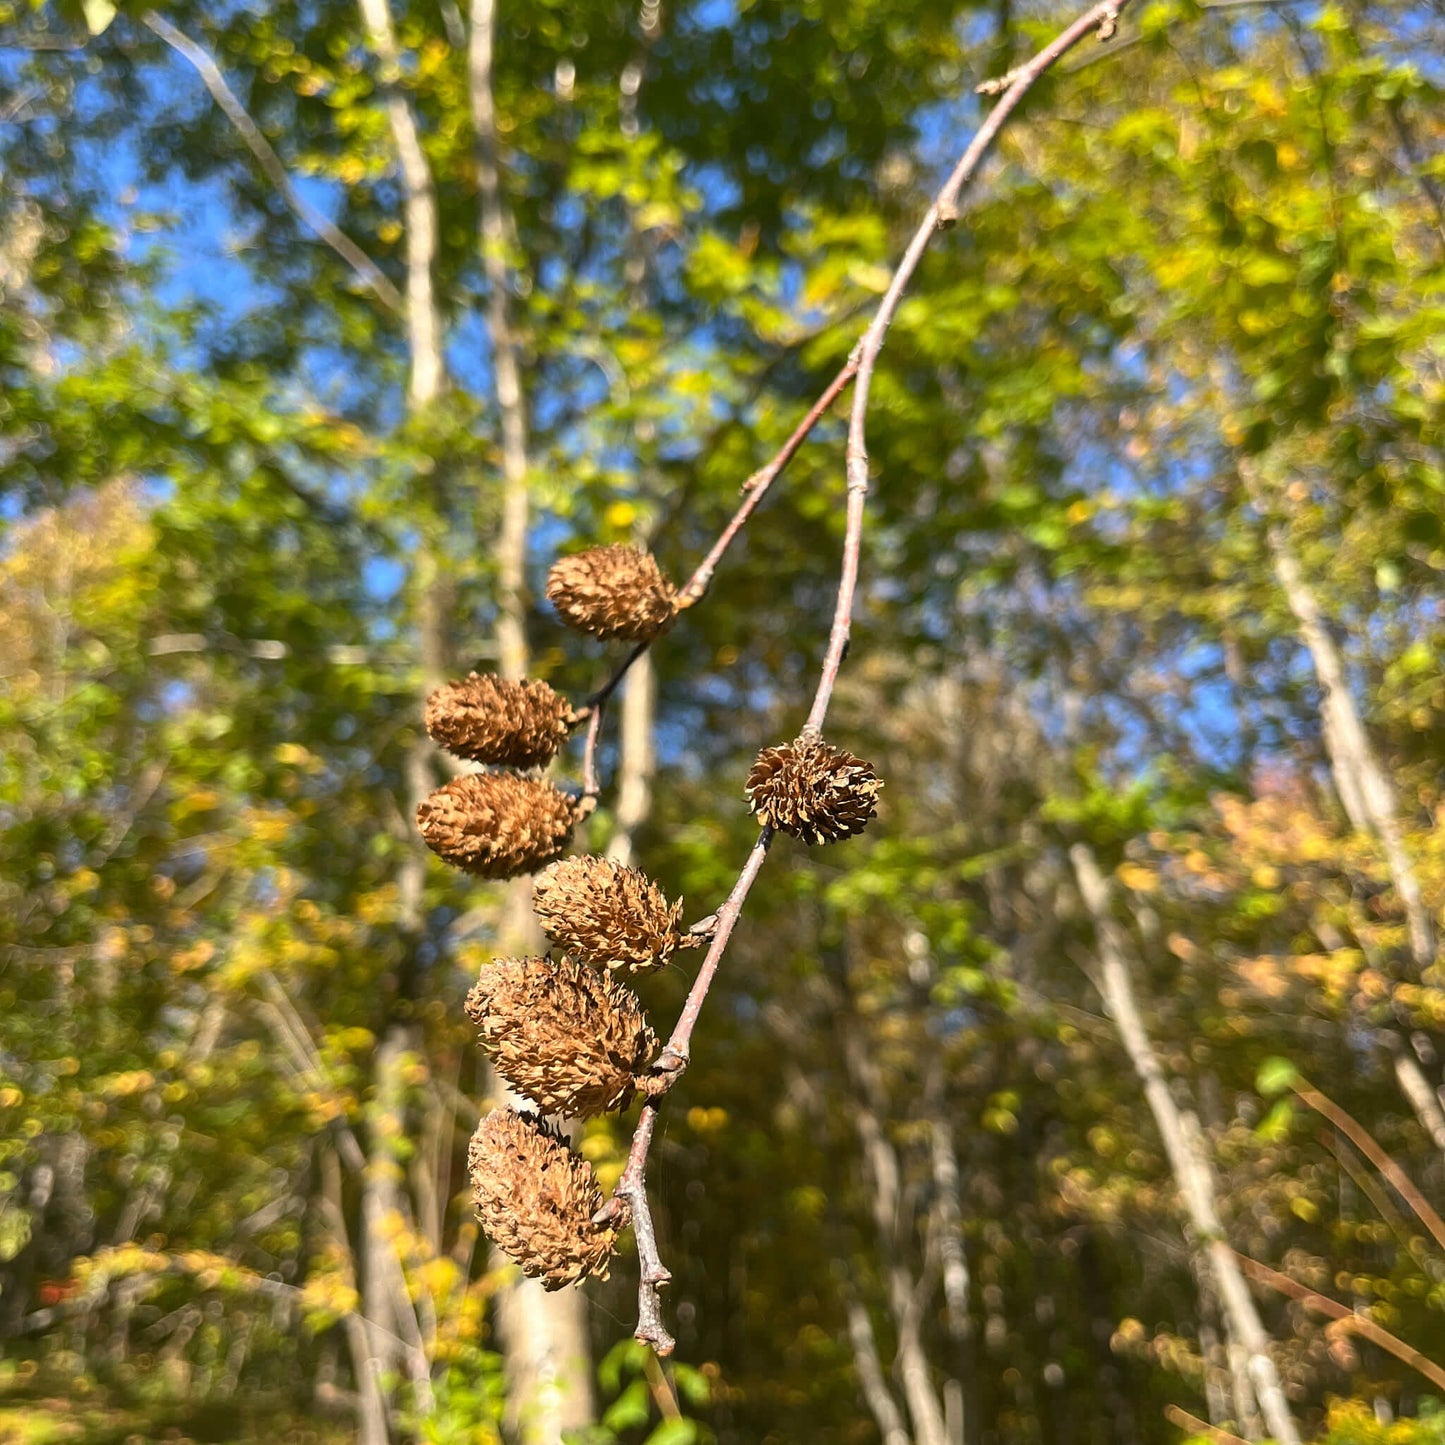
1293 1079 1445 1254
573 360 858 730
657 827 774 1070
141 12 404 314
608 1104 673 1353
604 828 775 1352
585 639 652 713
804 0 1131 737
677 355 860 607
935 2 1127 222
580 700 606 805
1235 1251 1445 1393
601 0 1133 1349
582 0 1132 759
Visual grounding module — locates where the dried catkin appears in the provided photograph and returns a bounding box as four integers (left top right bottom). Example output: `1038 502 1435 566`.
424 673 573 768
468 1109 623 1289
545 544 676 641
744 734 882 845
416 774 576 878
464 955 658 1116
532 855 685 971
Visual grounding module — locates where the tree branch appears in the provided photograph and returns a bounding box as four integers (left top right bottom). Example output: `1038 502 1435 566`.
139 12 404 314
1235 1252 1445 1394
1292 1078 1445 1254
806 0 1132 738
592 0 1148 1355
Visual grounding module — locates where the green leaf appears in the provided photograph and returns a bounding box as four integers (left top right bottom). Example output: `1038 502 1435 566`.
1256 1057 1300 1098
1256 1098 1295 1143
644 1422 701 1445
601 1380 652 1433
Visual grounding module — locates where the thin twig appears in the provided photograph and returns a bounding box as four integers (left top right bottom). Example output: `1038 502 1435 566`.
1163 1405 1250 1445
601 1104 672 1351
592 0 1134 1350
572 359 857 737
597 828 775 1353
573 5 1129 756
686 356 861 584
1235 1251 1445 1393
141 11 404 314
1293 1078 1445 1254
805 0 1134 737
580 698 606 807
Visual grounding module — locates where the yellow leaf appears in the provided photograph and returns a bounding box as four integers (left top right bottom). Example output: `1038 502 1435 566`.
1115 862 1157 893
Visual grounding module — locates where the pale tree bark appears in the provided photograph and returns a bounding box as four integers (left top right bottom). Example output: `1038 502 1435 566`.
1238 457 1445 1157
322 1145 392 1445
839 997 949 1445
917 933 970 1445
604 651 656 870
928 1108 971 1445
467 2 594 1434
357 0 442 411
1070 844 1301 1445
353 0 448 1436
1189 1215 1248 1434
469 0 529 684
1242 461 1434 970
845 1291 913 1445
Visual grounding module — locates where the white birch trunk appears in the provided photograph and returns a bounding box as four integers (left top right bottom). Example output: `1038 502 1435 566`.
841 1023 949 1445
466 3 594 1432
353 1 447 1435
1070 844 1301 1445
1240 457 1445 1153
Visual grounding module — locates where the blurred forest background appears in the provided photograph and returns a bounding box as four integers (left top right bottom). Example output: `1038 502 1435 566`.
2 0 1444 1441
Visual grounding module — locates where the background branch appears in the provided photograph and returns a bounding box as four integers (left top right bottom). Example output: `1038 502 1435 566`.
140 12 404 314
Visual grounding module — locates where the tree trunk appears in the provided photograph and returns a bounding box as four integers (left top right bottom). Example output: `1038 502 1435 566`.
1247 469 1434 971
929 1108 971 1445
469 0 530 686
467 3 594 1432
839 1001 948 1445
1070 843 1301 1445
845 1290 913 1445
604 650 656 870
353 0 448 1434
1239 456 1445 1154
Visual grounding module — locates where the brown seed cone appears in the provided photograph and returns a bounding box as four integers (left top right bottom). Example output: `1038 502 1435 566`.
468 1108 625 1289
424 673 574 768
464 955 658 1116
545 544 676 641
744 734 882 845
532 855 685 971
416 774 576 879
